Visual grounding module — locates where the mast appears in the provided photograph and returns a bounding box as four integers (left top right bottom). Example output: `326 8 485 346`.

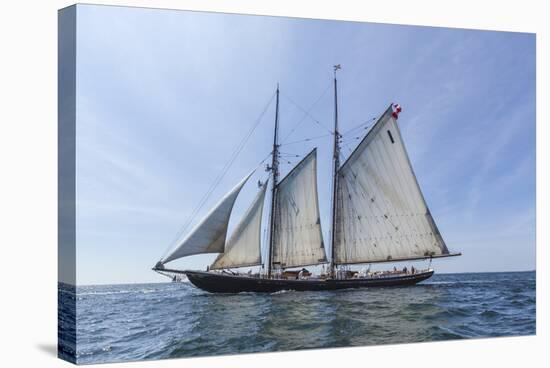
267 84 280 278
330 65 341 278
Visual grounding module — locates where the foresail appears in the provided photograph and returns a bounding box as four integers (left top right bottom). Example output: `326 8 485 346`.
272 148 327 268
161 171 254 265
210 182 268 270
334 106 449 264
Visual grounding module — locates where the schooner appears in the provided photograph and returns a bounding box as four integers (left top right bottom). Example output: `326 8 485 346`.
153 67 460 293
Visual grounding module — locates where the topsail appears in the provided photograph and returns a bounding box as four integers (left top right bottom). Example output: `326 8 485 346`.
161 171 254 265
210 182 268 270
333 105 450 264
272 148 327 268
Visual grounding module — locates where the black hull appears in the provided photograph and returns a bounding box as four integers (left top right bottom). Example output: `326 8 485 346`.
182 269 434 293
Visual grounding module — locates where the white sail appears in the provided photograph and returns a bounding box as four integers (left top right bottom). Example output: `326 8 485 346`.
272 148 327 268
334 106 449 264
161 171 254 265
210 182 268 270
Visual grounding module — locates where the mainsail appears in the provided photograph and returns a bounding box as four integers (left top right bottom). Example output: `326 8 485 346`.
210 182 268 270
161 171 254 265
272 148 327 268
333 105 450 264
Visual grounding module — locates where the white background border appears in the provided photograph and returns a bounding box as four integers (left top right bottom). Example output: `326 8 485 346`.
0 1 546 367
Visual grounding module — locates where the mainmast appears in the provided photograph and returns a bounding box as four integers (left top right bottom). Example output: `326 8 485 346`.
330 65 341 278
267 84 280 278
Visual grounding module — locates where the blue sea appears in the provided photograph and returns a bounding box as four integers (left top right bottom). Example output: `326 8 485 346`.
58 271 536 365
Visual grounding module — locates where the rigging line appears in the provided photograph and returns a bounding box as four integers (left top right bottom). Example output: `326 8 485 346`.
260 171 271 184
257 151 273 167
279 155 302 159
348 135 363 141
279 152 301 156
339 151 348 164
340 132 370 143
279 150 300 154
340 117 377 137
342 141 355 155
279 133 332 146
160 91 277 262
279 82 333 144
281 92 334 136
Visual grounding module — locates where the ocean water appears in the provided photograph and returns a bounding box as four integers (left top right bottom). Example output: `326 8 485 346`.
58 271 536 365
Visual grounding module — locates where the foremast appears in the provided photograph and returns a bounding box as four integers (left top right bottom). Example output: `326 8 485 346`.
266 85 280 278
330 65 341 278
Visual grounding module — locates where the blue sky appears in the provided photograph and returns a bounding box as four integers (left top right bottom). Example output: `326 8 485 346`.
72 4 535 285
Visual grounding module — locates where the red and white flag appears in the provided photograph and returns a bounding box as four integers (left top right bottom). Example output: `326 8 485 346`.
392 103 402 119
